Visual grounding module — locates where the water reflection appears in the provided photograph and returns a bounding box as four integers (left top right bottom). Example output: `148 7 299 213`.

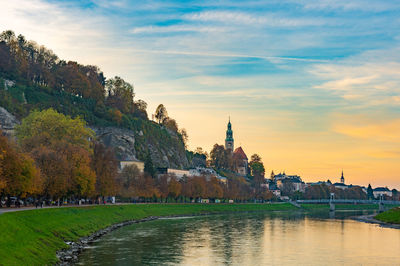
77 211 400 265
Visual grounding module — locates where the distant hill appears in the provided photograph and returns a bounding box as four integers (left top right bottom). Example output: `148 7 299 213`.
0 30 189 168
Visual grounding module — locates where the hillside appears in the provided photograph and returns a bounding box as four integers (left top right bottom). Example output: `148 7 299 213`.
0 30 188 168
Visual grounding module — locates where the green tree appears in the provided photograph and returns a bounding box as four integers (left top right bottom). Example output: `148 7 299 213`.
155 104 168 124
144 153 155 178
15 108 94 152
367 184 374 199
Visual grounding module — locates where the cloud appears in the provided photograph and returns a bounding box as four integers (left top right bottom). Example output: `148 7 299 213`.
310 48 400 106
183 10 329 27
333 116 400 143
296 0 400 12
130 25 226 34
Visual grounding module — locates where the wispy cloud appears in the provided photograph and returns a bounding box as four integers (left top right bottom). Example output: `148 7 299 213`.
130 25 226 34
297 0 400 12
333 116 400 143
311 47 400 106
184 10 330 27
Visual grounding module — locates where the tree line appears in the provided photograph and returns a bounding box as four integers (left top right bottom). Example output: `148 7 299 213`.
0 109 275 206
0 30 188 168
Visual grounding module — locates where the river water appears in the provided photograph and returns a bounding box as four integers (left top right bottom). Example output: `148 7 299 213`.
77 211 400 265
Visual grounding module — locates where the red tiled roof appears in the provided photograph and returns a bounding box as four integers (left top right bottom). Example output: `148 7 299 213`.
233 147 248 160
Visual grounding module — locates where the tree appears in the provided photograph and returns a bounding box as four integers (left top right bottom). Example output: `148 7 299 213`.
155 104 168 124
144 153 155 178
249 154 265 177
0 133 41 200
105 76 135 114
179 128 188 148
133 99 148 119
16 108 94 153
367 184 374 199
92 142 118 199
117 165 141 198
15 109 95 200
163 118 178 132
158 175 169 202
210 144 233 170
168 177 182 201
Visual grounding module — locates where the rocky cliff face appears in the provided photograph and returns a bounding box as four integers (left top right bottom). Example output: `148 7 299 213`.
92 127 137 161
0 107 19 137
0 106 189 169
92 126 189 169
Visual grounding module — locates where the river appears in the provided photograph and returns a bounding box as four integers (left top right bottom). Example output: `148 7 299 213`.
76 211 400 265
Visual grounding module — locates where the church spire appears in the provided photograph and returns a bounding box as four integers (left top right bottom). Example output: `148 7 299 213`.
341 170 345 184
225 118 234 152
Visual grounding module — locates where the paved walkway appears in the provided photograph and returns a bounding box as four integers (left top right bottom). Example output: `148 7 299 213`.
0 204 125 215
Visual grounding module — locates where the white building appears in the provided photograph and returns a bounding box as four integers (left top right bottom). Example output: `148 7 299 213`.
167 169 190 179
120 160 145 173
373 187 392 198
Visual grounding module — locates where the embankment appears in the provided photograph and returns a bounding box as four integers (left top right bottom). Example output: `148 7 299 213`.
0 203 296 265
375 207 400 225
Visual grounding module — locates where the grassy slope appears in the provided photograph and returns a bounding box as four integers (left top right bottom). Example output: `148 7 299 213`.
375 207 400 224
0 203 296 265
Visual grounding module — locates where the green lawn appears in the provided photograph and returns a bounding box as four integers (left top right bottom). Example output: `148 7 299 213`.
375 207 400 224
0 203 296 265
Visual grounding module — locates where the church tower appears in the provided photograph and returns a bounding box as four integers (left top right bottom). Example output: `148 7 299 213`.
341 170 345 184
225 118 234 152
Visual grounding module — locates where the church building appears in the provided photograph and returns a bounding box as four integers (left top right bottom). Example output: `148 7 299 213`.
225 118 248 176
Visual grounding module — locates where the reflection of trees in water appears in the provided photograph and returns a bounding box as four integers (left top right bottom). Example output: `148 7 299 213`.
79 212 372 265
78 219 190 265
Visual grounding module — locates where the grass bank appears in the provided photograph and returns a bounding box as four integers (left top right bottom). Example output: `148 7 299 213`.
375 207 400 224
0 203 296 265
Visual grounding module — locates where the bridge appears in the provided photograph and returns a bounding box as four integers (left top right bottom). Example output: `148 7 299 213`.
296 194 400 212
296 199 400 205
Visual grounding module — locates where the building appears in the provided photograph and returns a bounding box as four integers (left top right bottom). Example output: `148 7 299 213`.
120 160 145 172
373 187 392 198
224 118 249 176
233 147 248 176
267 182 281 197
276 177 306 192
273 172 302 181
333 171 348 190
225 118 234 152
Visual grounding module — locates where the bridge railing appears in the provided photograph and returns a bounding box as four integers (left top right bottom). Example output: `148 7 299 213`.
296 199 400 204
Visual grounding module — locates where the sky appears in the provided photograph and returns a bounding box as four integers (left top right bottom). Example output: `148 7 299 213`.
1 0 400 188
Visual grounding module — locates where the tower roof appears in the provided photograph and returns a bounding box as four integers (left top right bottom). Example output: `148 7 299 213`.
226 118 233 142
233 147 248 160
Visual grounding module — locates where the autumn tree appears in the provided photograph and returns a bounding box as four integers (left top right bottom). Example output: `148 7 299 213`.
117 165 140 198
168 177 182 201
210 144 233 170
15 109 95 200
92 142 118 199
163 117 178 132
0 133 41 201
158 175 169 202
105 76 135 114
133 99 148 119
249 154 265 198
16 108 94 153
